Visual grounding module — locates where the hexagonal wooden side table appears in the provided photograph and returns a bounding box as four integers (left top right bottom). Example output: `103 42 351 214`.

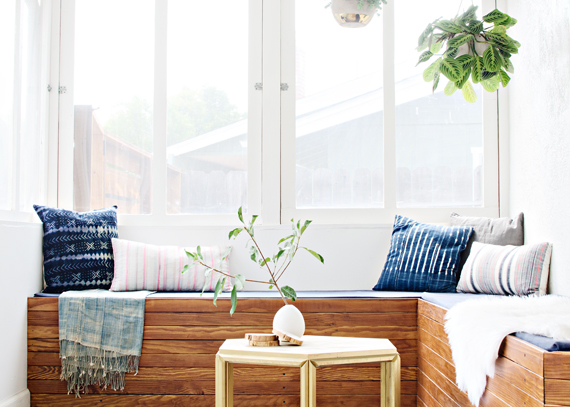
215 335 400 406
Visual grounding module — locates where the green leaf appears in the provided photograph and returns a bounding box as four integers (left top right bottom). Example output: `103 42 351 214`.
483 9 508 25
282 286 297 302
182 264 190 274
237 207 244 224
234 274 245 291
455 55 475 71
221 246 233 261
300 220 312 235
461 81 477 103
481 76 501 92
505 16 517 29
491 25 507 35
185 251 197 261
302 247 325 264
229 285 237 315
503 57 514 74
430 41 443 54
249 245 258 262
455 66 471 89
448 34 473 48
228 227 243 240
274 248 286 263
467 21 483 35
481 69 498 81
439 58 463 82
250 215 258 227
268 285 273 289
204 267 213 278
423 57 442 82
196 246 203 260
493 41 519 55
458 5 478 23
418 22 435 47
483 46 500 72
416 50 433 66
434 20 463 33
278 234 295 245
444 80 458 96
258 257 271 267
486 32 511 47
432 72 440 93
213 277 224 306
472 57 484 83
499 69 511 87
443 47 459 58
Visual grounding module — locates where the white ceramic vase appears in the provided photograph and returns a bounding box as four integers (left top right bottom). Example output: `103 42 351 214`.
330 0 376 28
273 304 305 340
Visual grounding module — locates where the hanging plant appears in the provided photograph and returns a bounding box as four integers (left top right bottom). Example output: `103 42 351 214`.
416 6 520 103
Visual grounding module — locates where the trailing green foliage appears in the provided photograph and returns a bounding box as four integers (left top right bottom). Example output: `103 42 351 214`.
416 5 519 103
183 207 324 315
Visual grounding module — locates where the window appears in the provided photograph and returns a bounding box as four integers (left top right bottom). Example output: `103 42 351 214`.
1 0 50 219
58 0 499 225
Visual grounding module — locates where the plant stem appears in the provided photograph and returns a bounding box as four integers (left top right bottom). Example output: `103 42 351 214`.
195 261 272 285
244 227 288 305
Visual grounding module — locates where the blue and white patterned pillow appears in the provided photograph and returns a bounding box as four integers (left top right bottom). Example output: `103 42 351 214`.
373 215 472 292
33 205 118 293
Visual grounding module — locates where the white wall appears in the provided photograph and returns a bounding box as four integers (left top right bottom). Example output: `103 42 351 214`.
119 224 393 291
506 0 570 295
0 221 44 406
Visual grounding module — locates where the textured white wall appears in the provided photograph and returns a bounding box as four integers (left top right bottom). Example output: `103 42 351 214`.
0 222 43 405
506 0 570 295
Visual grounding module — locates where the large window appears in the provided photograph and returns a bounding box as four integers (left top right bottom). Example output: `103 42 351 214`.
1 0 50 219
59 0 499 225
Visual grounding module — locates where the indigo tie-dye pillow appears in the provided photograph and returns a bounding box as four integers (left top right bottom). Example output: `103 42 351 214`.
373 215 472 292
34 205 118 293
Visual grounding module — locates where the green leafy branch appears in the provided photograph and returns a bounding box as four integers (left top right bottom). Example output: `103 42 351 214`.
325 0 388 15
183 207 325 315
416 6 519 103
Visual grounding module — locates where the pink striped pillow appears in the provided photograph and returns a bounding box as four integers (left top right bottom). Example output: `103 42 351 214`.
110 238 232 292
457 242 552 296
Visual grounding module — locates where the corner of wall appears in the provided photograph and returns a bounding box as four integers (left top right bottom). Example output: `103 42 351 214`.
0 389 30 407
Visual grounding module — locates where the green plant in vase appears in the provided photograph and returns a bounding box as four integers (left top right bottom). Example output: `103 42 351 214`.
183 207 325 315
416 6 520 103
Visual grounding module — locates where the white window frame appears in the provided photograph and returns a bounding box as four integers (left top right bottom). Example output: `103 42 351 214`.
56 0 262 226
280 0 500 225
53 0 501 226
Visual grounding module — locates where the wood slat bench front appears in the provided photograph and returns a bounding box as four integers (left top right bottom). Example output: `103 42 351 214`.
28 297 418 407
28 296 570 406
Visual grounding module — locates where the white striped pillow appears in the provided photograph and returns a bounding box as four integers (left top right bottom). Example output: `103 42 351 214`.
110 238 232 292
457 242 552 296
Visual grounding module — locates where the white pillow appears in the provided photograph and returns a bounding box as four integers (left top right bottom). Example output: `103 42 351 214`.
110 238 231 292
456 241 552 296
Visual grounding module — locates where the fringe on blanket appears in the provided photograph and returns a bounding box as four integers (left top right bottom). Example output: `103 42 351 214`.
59 340 140 397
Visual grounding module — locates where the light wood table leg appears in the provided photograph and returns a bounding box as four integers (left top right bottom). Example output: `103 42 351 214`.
300 361 317 407
381 354 401 407
216 353 234 407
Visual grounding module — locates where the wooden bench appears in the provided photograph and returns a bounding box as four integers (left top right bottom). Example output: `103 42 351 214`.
27 296 570 406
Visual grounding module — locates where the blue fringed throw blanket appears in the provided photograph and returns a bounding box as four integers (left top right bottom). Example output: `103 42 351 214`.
58 289 152 396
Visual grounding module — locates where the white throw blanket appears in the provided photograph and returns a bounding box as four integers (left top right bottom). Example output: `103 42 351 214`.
444 295 570 406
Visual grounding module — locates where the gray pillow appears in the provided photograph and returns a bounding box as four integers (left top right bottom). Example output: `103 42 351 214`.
450 212 524 278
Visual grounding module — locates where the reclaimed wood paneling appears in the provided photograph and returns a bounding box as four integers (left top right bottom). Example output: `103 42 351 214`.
28 297 418 406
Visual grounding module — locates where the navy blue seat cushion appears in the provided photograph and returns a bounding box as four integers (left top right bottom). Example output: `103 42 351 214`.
373 215 472 293
33 205 118 293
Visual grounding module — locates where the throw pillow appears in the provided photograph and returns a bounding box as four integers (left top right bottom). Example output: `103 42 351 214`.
373 215 472 292
33 205 118 293
450 212 524 276
109 238 232 292
456 241 552 296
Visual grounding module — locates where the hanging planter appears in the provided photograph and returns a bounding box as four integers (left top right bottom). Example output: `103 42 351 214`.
328 0 387 28
416 6 520 103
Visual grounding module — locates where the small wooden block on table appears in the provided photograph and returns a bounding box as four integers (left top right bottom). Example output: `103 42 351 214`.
215 335 401 407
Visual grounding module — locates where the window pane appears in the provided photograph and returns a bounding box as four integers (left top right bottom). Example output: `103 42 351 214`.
73 0 154 214
18 0 47 211
166 0 249 214
395 1 483 208
0 0 15 210
295 1 384 209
